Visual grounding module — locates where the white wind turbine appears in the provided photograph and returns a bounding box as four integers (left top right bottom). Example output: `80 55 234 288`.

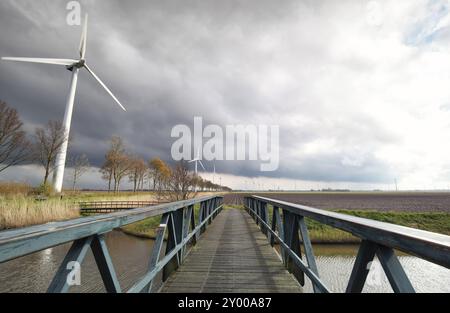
189 149 205 176
2 14 126 193
189 149 205 192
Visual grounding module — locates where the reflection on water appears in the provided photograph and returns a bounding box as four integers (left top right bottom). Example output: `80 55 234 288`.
0 233 448 293
302 245 450 293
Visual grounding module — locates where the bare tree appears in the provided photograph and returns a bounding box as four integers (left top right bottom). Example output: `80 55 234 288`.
0 101 31 173
34 120 67 185
100 136 132 193
100 156 114 192
149 157 171 198
128 156 147 192
167 160 196 201
113 154 131 193
69 154 90 191
147 162 157 191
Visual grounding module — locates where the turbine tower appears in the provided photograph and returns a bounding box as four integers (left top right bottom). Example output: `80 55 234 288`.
2 15 126 193
212 162 216 184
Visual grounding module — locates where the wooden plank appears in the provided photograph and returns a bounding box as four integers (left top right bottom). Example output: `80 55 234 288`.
161 209 302 293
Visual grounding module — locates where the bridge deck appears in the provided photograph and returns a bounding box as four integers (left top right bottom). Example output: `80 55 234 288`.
161 208 302 293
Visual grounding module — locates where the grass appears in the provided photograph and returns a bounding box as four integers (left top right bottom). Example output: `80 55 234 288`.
0 190 161 231
0 196 80 230
121 217 162 239
121 204 202 239
62 191 159 202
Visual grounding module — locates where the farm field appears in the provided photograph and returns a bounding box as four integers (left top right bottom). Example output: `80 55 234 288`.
224 192 450 212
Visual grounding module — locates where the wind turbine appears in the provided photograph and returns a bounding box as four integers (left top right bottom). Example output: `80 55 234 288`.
189 149 205 192
2 14 126 193
189 149 205 176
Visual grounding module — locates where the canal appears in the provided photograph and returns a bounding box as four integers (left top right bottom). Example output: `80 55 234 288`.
0 231 448 293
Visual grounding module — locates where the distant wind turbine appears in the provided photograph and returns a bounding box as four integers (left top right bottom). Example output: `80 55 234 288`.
189 149 205 176
2 14 126 193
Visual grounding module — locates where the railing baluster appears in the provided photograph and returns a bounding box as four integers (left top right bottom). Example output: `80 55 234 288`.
255 200 260 223
282 210 305 286
273 207 286 263
143 213 169 293
270 205 277 247
298 217 320 293
376 245 415 293
346 240 378 293
199 201 206 235
163 209 184 281
190 204 198 246
207 199 212 225
181 205 194 261
47 236 93 293
91 234 121 293
261 202 269 237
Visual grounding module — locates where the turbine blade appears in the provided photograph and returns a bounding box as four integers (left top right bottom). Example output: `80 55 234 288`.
199 160 206 171
84 64 126 111
79 14 88 59
2 57 77 66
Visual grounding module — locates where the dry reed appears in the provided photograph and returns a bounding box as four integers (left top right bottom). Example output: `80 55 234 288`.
0 196 80 230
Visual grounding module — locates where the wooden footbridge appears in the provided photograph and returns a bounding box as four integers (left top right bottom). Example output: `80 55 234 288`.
0 195 449 293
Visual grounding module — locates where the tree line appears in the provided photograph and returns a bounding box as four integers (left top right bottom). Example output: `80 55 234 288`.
100 136 231 200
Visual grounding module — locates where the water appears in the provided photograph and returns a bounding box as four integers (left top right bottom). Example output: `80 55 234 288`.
302 245 450 293
0 232 448 293
0 231 157 293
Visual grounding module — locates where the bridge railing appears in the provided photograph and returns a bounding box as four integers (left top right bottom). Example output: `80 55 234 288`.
0 195 224 293
79 201 167 214
244 195 450 293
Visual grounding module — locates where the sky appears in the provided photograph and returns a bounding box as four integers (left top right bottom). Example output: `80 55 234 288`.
1 0 450 191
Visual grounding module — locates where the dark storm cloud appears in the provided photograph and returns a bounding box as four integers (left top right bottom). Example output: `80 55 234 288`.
0 0 405 186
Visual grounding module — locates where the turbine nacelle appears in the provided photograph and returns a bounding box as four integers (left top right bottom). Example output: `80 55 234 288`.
67 59 86 71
